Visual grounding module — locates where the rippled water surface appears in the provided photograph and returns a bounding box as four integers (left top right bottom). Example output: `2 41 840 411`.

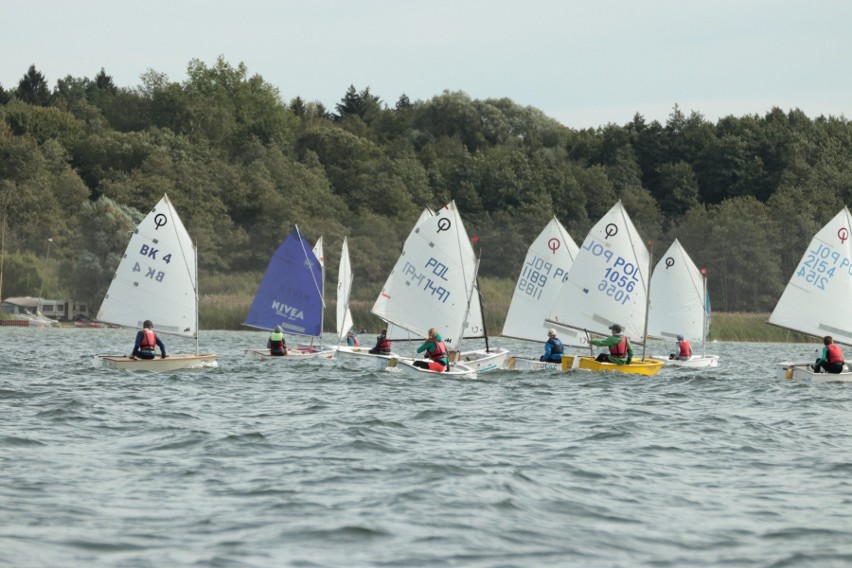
2 328 852 567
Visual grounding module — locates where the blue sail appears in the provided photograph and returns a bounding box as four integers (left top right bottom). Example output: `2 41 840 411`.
243 227 324 337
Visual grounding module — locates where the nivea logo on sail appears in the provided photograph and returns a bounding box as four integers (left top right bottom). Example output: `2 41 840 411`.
271 301 304 320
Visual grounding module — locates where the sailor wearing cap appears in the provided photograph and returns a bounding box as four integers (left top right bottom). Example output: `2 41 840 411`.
590 324 633 365
671 334 692 360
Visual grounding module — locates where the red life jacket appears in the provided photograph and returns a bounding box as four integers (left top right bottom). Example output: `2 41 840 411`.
428 339 448 363
141 329 157 351
352 337 361 347
827 344 844 363
609 336 628 358
377 336 391 351
678 340 692 358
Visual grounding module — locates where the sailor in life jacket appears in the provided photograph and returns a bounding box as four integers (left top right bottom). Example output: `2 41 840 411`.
591 324 633 365
414 327 449 372
131 319 167 360
540 328 564 362
369 329 392 355
813 335 846 374
670 334 692 360
268 325 288 356
346 330 360 347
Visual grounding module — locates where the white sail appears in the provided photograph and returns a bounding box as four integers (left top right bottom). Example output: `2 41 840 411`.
312 236 324 268
372 201 477 349
769 207 852 345
336 237 355 342
548 201 650 341
96 194 198 337
647 239 707 343
385 208 433 341
502 217 580 345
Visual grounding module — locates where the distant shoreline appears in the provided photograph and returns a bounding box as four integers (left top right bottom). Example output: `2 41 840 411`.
193 294 812 343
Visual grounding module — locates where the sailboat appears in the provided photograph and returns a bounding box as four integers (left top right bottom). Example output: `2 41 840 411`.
769 208 852 382
503 217 583 370
370 202 483 376
647 240 719 368
95 194 217 371
243 226 335 361
331 237 401 364
545 201 663 376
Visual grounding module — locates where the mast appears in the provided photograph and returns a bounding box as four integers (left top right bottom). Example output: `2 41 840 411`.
194 242 200 356
0 210 5 302
455 255 482 370
641 241 653 362
701 268 708 357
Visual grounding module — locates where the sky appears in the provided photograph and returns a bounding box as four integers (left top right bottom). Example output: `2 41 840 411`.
2 0 851 130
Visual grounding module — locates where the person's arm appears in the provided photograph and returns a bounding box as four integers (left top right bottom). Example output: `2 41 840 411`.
156 336 166 357
543 341 553 359
626 340 633 363
591 336 617 347
416 340 434 355
131 331 142 357
815 346 829 365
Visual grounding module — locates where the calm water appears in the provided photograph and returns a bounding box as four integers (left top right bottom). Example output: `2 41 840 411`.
1 328 851 567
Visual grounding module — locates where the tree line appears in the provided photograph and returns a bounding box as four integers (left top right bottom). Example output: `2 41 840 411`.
1 57 851 315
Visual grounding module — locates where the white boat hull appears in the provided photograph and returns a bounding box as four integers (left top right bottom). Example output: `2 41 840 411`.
456 347 509 373
333 346 397 368
244 348 335 361
504 356 562 371
777 361 852 383
651 354 720 368
95 354 218 371
387 357 477 377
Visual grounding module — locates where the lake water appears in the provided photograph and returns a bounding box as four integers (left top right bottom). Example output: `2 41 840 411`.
2 328 851 567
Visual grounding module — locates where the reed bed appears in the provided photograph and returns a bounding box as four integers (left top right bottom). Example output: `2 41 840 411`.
198 282 813 344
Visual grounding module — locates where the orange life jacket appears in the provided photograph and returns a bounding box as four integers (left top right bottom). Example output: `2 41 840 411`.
140 329 157 351
609 336 628 358
428 339 448 363
678 340 692 358
827 343 844 363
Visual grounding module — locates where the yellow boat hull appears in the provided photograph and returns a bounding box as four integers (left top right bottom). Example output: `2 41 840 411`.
561 355 664 376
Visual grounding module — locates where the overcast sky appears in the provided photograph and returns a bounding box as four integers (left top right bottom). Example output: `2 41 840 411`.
3 0 850 129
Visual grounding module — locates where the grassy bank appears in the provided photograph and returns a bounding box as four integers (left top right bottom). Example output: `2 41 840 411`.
198 282 811 343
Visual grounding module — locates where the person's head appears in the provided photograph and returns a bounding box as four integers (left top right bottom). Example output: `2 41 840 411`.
428 327 437 338
380 328 387 336
547 328 557 339
824 335 833 345
275 325 283 333
676 335 684 341
347 330 354 336
609 324 622 334
143 320 153 329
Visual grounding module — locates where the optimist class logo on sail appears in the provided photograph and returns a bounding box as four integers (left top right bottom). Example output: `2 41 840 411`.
796 226 852 291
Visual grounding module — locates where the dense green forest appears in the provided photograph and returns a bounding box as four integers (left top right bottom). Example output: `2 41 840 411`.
1 57 851 317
